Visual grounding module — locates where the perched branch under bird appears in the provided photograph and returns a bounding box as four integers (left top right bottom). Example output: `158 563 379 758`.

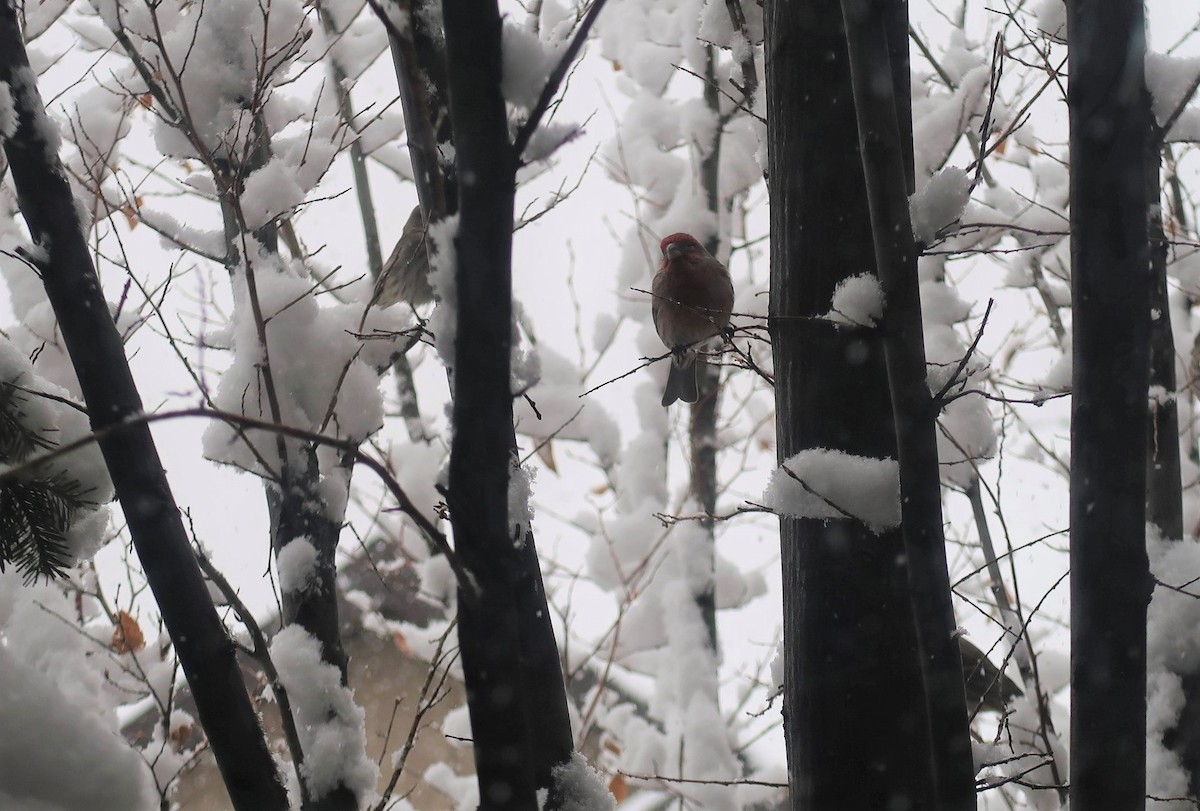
373 205 434 309
651 232 734 406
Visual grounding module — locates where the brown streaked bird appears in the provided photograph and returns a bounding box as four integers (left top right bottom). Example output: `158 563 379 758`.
651 232 734 406
373 205 434 309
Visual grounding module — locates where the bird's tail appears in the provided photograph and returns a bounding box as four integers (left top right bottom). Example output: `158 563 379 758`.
661 355 707 406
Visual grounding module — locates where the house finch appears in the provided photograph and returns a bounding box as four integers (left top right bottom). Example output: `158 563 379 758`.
651 232 734 406
373 205 434 309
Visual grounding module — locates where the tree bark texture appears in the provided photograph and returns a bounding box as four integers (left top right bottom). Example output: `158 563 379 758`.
1146 146 1182 542
1067 1 1154 808
0 7 289 811
440 2 574 807
765 1 939 808
837 1 977 807
385 0 455 221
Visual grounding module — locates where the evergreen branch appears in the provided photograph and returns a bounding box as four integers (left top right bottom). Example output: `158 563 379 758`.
0 381 57 460
0 475 86 582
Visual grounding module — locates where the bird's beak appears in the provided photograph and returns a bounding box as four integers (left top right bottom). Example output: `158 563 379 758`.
665 243 684 262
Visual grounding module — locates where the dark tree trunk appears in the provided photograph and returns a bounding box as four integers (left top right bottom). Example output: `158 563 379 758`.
836 1 977 807
513 527 575 802
440 2 574 807
0 8 288 811
1066 1 1154 808
266 476 355 811
441 8 534 797
1148 101 1198 810
266 473 352 679
1145 128 1182 551
1146 146 1183 542
384 0 456 221
765 0 937 808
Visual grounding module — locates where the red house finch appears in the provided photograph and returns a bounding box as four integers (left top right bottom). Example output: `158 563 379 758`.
651 233 734 406
373 205 434 309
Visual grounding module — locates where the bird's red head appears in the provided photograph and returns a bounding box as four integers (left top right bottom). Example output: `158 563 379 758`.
660 232 703 265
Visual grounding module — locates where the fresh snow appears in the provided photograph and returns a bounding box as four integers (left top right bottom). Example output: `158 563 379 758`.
0 82 16 140
426 214 460 369
827 273 884 327
277 536 319 595
1146 52 1200 142
0 576 155 810
910 166 974 245
0 646 154 811
501 23 562 110
763 449 901 534
508 459 537 545
549 753 617 811
269 625 378 803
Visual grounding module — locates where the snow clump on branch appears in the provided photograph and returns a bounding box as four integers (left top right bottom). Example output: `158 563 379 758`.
426 214 459 369
0 633 155 810
201 247 407 479
269 625 378 804
910 166 974 246
508 460 536 546
144 0 312 159
1145 52 1200 142
827 273 884 327
0 82 17 140
762 449 901 534
544 752 617 811
501 22 562 110
277 537 319 595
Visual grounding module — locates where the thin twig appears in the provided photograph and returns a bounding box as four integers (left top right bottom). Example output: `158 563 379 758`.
778 463 857 523
512 0 613 159
372 620 458 811
932 298 995 407
578 353 668 398
619 772 787 789
193 545 311 809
